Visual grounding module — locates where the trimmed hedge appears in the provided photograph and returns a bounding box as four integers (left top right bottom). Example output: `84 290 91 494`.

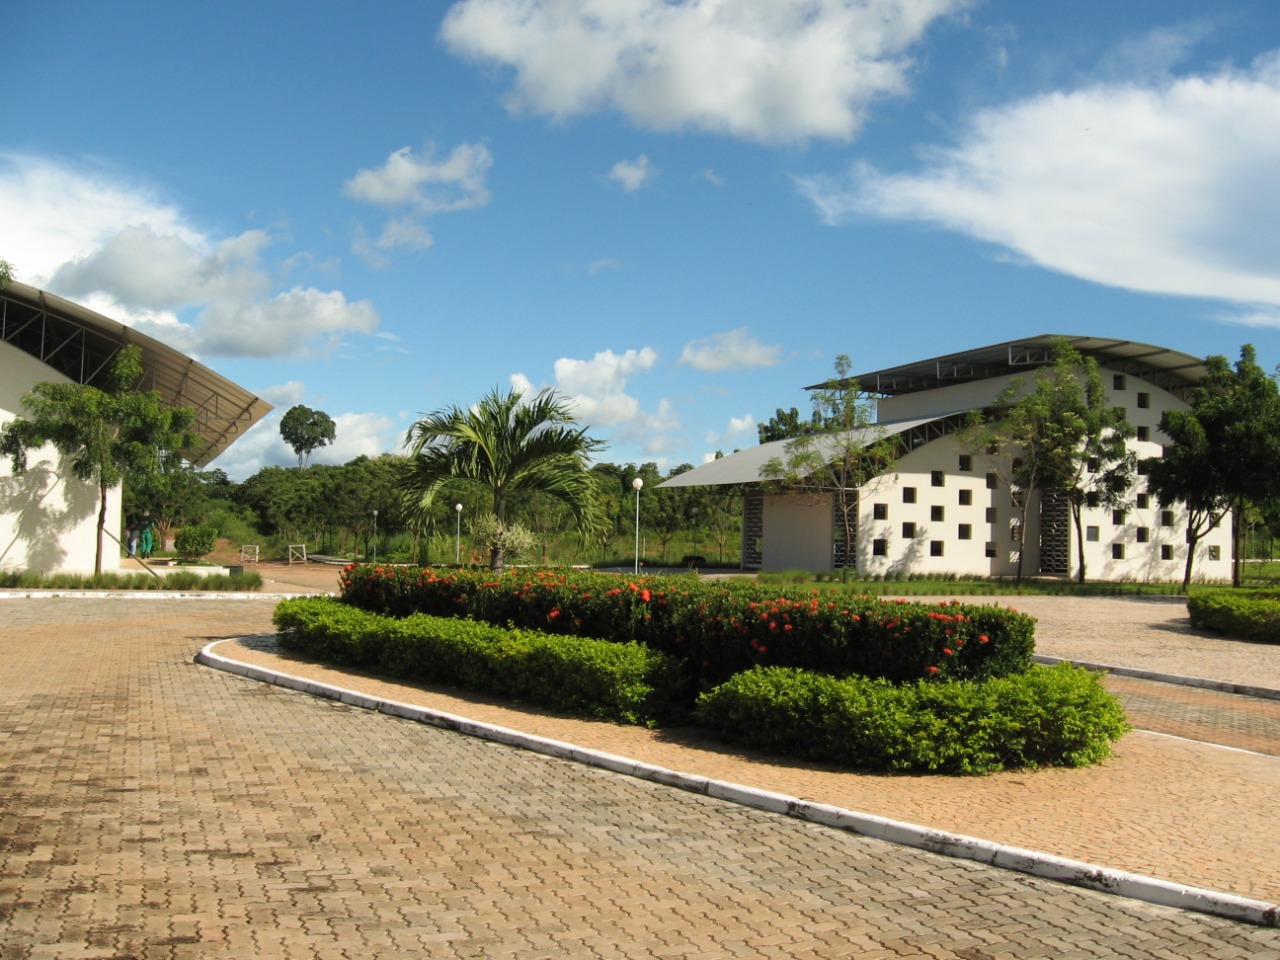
695 663 1130 774
272 597 681 725
1187 590 1280 644
338 565 1036 689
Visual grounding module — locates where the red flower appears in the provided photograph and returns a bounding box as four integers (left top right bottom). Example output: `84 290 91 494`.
926 665 939 674
639 589 652 602
978 634 990 644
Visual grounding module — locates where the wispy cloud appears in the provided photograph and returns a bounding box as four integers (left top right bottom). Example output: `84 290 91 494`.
608 155 658 192
680 327 781 371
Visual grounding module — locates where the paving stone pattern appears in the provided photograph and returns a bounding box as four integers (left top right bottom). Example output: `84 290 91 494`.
1 595 1280 958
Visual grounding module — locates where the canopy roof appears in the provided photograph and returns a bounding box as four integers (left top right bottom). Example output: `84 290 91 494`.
1 282 272 467
818 334 1209 400
658 414 949 489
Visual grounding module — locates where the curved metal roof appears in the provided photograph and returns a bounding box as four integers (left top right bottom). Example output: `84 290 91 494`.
0 282 272 467
814 334 1209 400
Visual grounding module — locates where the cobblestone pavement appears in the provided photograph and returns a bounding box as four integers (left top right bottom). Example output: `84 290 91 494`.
1 587 1279 959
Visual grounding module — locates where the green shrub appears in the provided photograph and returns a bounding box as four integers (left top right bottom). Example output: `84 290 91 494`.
1187 590 1280 643
174 525 218 560
272 597 680 724
0 569 261 591
695 662 1129 774
337 565 1037 691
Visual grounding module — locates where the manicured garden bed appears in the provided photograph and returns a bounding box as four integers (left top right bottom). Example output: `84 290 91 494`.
1187 590 1280 643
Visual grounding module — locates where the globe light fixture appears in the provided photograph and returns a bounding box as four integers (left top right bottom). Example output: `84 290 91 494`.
455 503 463 566
631 477 644 575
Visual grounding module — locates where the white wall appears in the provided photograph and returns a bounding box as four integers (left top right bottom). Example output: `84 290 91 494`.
760 493 833 571
0 341 120 574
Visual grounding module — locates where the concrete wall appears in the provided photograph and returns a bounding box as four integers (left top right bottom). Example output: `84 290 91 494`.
760 493 833 572
0 341 120 574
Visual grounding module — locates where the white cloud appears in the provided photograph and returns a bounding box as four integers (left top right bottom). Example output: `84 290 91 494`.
553 347 659 425
0 153 381 358
344 143 492 213
679 327 781 371
441 0 967 143
703 412 756 448
608 155 658 191
796 49 1280 306
344 142 492 266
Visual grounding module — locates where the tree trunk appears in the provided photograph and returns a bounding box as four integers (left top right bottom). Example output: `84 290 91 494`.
1181 530 1198 595
1232 504 1242 589
1071 501 1087 583
95 481 108 576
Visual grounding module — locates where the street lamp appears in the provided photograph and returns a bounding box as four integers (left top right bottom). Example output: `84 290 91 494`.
631 477 644 575
690 505 699 562
455 503 463 566
372 509 378 564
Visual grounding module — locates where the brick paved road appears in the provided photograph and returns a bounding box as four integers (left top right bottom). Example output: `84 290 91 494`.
3 598 1280 959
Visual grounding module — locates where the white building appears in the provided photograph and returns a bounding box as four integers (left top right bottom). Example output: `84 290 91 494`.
661 335 1232 583
0 283 271 574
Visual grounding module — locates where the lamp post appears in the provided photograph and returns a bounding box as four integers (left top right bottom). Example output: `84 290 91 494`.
372 509 378 564
690 505 699 562
631 477 643 575
454 503 463 566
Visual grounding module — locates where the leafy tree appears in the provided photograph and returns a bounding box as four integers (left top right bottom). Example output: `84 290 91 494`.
1144 345 1280 591
0 260 13 288
757 406 838 443
402 386 602 570
762 355 896 579
1 344 197 574
279 405 336 468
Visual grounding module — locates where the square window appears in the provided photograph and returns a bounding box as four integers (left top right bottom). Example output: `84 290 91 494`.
930 541 944 557
1161 545 1173 560
1086 491 1099 508
1086 526 1099 542
958 454 972 472
1113 374 1126 390
985 507 998 523
873 502 888 521
1161 510 1176 527
958 524 972 540
873 538 888 557
1137 392 1150 409
1136 527 1150 543
931 505 945 522
1011 523 1022 542
958 489 973 506
984 541 997 558
903 487 917 504
931 470 945 487
1136 493 1150 509
1112 509 1126 525
986 472 997 489
902 522 916 538
1112 543 1125 560
1208 545 1222 561
1087 457 1099 473
1137 426 1150 441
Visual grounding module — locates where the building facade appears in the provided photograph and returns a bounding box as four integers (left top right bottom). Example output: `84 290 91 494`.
661 336 1232 583
0 283 271 574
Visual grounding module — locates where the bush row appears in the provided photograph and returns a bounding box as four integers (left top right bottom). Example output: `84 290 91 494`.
695 663 1130 774
338 565 1036 689
272 597 682 725
1187 590 1280 644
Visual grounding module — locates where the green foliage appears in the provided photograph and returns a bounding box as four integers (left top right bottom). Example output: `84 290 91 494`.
337 565 1036 691
279 405 336 468
695 662 1129 774
174 525 218 560
0 569 262 591
1187 590 1280 643
272 597 680 724
403 386 603 570
0 260 13 288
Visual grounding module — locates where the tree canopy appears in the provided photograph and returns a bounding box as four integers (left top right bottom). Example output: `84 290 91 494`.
279 405 336 468
1 344 197 573
402 387 602 570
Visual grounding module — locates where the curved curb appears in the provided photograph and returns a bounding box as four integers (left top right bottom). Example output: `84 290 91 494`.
198 639 1278 929
1034 654 1280 701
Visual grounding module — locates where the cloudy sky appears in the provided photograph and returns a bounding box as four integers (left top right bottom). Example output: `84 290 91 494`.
4 0 1278 478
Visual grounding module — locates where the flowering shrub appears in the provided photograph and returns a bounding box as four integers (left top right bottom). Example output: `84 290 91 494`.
337 564 1036 689
696 663 1130 774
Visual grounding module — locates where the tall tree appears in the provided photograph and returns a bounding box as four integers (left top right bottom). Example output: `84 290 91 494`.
1144 345 1280 591
402 387 602 570
762 355 896 579
1 344 197 574
279 405 336 468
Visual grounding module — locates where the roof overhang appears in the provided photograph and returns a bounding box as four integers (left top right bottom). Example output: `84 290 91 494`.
0 282 272 467
658 414 951 489
815 334 1209 399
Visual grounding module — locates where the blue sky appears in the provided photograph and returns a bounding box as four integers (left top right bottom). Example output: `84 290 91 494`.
4 0 1278 479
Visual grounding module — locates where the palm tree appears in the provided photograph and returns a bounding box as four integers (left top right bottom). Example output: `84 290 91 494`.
402 387 602 570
